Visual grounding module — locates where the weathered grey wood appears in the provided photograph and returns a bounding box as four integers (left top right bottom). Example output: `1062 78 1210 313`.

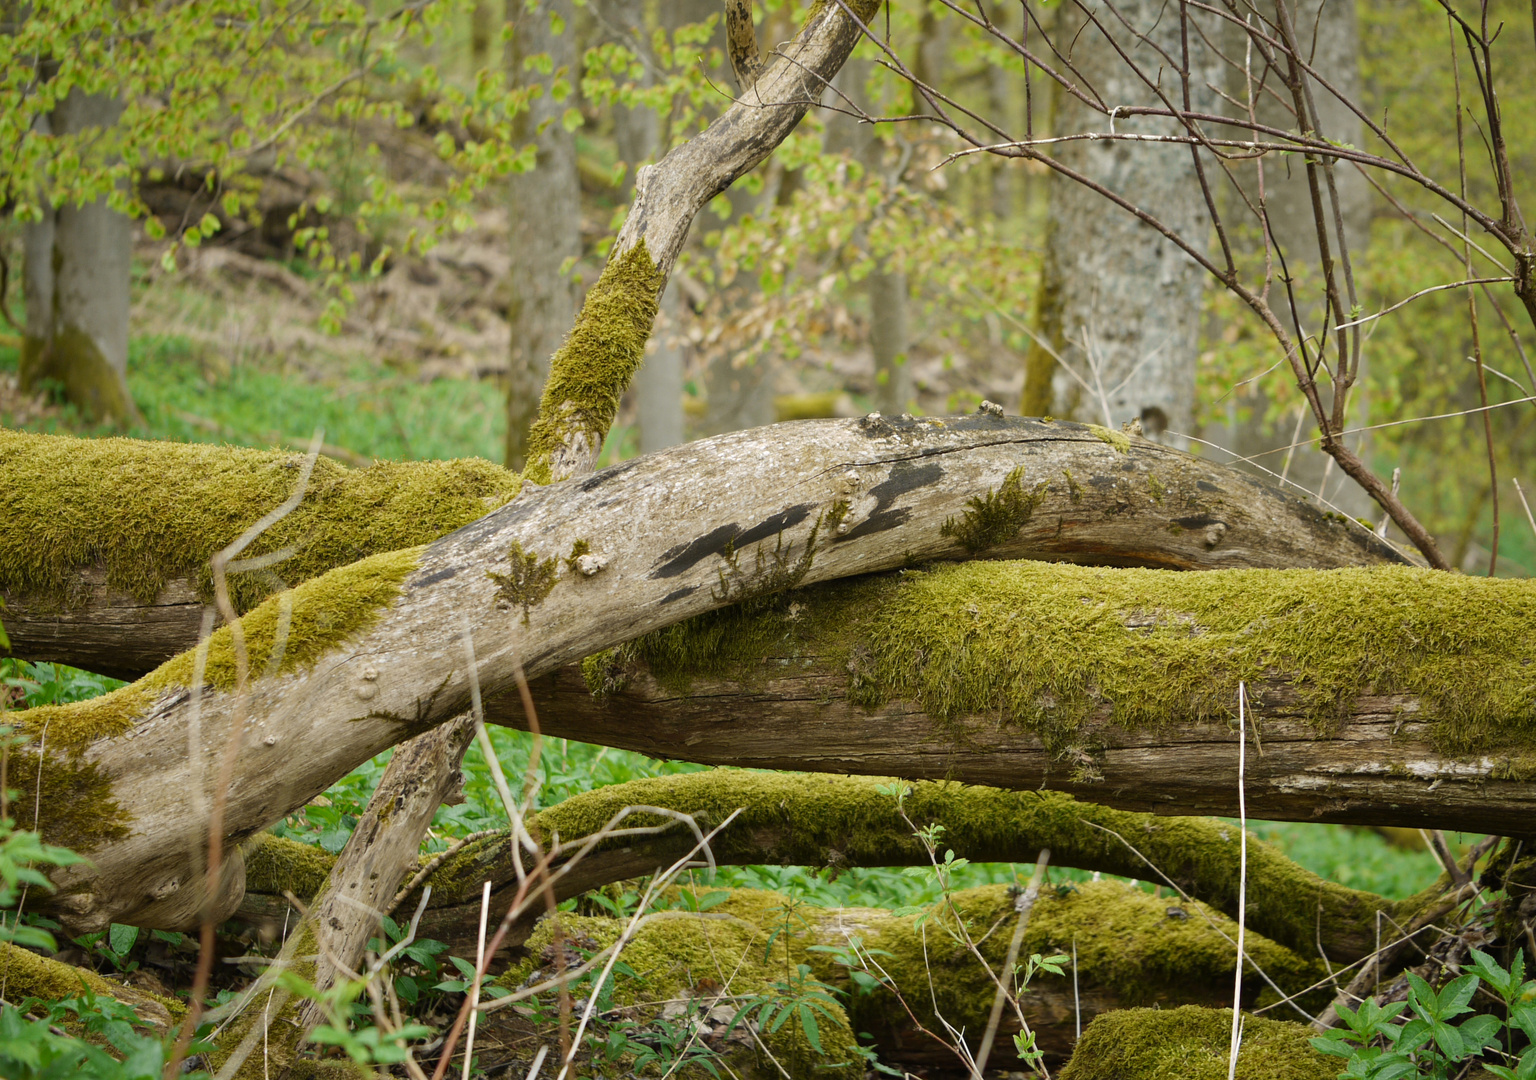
14 415 1410 933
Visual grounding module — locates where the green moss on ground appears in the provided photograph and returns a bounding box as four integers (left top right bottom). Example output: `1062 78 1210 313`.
1059 1005 1335 1079
606 560 1536 756
522 241 666 484
0 428 518 614
14 547 421 750
504 902 860 1080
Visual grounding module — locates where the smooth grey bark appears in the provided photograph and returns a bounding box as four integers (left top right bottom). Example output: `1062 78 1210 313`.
638 284 686 451
868 267 912 414
604 0 687 452
19 92 138 426
1022 1 1220 444
504 0 582 469
825 60 913 415
1207 0 1373 517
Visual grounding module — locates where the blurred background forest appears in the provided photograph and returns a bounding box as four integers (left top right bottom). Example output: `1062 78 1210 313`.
1 0 1531 1072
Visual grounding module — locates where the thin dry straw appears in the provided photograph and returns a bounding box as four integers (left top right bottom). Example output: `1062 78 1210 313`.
1228 682 1249 1079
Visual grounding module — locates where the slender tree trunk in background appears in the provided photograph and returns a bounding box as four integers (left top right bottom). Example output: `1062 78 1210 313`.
1021 1 1217 444
470 0 493 71
606 0 686 452
1208 0 1373 518
504 0 581 469
826 59 913 415
868 266 912 413
19 92 138 427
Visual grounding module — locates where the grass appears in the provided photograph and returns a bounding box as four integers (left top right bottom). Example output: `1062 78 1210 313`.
1 335 507 464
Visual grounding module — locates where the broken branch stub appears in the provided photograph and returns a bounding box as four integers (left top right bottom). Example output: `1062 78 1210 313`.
519 0 885 484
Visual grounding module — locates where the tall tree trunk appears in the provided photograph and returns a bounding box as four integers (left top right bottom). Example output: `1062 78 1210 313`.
20 92 138 427
1021 1 1218 444
504 0 582 469
606 0 686 453
825 59 913 416
1208 0 1373 518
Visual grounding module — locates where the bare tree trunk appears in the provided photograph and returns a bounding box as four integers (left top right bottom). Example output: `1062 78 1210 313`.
1208 0 1374 518
19 91 139 427
1021 0 1219 444
604 0 686 452
504 0 581 469
869 266 912 414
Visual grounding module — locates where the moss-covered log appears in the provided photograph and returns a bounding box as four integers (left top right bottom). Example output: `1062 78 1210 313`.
239 770 1427 966
491 559 1536 834
0 430 521 679
0 941 181 1034
495 881 1323 1073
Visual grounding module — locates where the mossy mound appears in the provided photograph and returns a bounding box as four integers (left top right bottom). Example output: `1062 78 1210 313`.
603 559 1536 755
0 428 518 615
504 898 861 1080
788 879 1321 1039
1059 1005 1335 1079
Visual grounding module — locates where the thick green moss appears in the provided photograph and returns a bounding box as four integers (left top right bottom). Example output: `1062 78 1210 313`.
611 560 1536 756
1059 1005 1335 1080
0 429 518 615
504 902 860 1080
242 833 338 900
522 240 666 484
14 547 422 750
789 880 1319 1039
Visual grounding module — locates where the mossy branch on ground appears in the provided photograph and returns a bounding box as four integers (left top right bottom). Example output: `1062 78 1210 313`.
597 559 1536 757
244 770 1408 965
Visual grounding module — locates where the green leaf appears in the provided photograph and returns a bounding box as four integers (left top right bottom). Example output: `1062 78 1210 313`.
108 923 139 957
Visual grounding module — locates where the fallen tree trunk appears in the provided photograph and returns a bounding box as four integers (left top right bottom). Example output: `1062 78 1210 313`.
482 556 1536 834
12 412 1417 934
0 419 1409 678
239 771 1434 965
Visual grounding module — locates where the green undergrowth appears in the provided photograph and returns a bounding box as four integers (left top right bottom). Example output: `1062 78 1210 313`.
601 560 1536 756
1059 1005 1335 1079
1 335 508 464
